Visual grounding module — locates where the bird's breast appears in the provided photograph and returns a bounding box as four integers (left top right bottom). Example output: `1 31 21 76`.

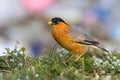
52 29 72 47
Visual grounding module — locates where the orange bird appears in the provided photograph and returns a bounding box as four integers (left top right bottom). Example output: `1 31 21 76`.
48 17 109 61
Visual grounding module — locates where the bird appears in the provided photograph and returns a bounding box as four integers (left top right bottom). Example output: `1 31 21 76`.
48 17 109 61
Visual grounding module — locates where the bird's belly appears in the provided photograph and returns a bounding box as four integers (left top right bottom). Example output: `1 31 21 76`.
54 36 86 54
63 42 86 54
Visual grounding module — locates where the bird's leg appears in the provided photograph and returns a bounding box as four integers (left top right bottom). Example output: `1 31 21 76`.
66 54 74 62
75 53 85 69
75 54 83 61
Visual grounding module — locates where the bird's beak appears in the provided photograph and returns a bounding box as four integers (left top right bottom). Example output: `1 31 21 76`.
48 21 52 25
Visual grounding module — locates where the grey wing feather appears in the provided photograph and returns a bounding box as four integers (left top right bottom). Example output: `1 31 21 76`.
68 27 98 45
68 27 109 53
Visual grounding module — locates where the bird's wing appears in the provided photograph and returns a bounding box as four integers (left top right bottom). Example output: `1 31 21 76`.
68 27 109 53
68 27 99 45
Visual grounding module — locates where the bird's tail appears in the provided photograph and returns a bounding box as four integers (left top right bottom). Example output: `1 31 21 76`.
77 40 109 53
94 44 109 53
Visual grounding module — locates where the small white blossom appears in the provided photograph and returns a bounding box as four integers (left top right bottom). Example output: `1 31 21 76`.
14 53 18 56
59 53 64 57
18 63 23 67
25 76 29 79
105 75 111 80
35 74 39 77
111 66 115 69
107 56 110 59
93 57 103 66
118 63 120 66
95 73 99 80
56 48 69 53
75 70 78 74
100 71 105 74
10 59 14 62
17 78 20 80
113 56 117 60
103 61 109 65
113 60 120 66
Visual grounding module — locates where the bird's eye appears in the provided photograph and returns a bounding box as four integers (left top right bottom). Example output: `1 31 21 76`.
56 21 59 23
53 21 59 24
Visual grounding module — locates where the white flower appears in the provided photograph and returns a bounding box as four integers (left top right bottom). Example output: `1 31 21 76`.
111 66 115 69
93 57 103 66
18 63 23 67
56 48 69 53
35 74 39 77
10 59 14 62
14 52 18 56
75 70 78 74
100 71 105 74
103 61 109 65
95 73 99 80
113 56 117 60
25 76 29 79
105 75 111 80
113 60 120 66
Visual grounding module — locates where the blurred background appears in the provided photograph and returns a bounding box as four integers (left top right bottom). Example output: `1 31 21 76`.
0 0 120 56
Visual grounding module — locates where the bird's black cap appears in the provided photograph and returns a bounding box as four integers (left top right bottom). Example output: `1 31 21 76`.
48 17 66 25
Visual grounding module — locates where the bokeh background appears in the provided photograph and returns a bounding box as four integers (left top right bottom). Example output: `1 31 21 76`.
0 0 120 56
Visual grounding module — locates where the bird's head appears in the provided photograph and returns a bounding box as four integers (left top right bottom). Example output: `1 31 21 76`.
48 17 66 25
